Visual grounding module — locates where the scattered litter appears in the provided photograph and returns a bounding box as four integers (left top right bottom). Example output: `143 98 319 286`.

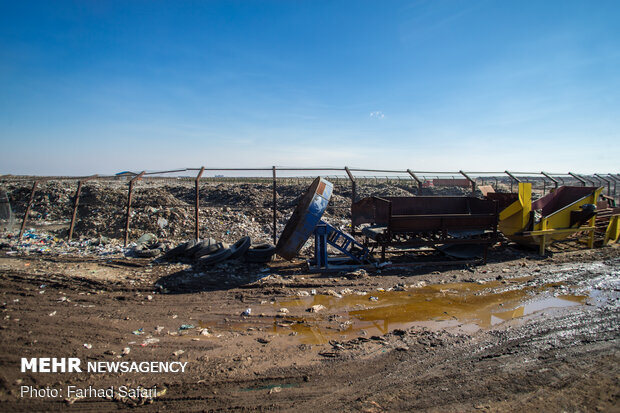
122 347 131 356
369 296 379 302
308 304 326 313
49 311 57 316
83 343 92 349
136 233 157 246
173 350 185 357
132 328 144 335
326 290 343 298
141 338 160 347
346 269 368 278
241 308 252 316
179 324 195 330
318 351 338 358
157 217 168 229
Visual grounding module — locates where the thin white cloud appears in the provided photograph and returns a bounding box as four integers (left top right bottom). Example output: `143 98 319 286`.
369 111 385 119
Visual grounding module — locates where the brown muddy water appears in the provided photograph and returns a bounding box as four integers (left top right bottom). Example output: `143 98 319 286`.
267 279 589 344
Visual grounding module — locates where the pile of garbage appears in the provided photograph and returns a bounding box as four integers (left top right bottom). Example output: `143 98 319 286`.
0 228 125 256
0 178 487 258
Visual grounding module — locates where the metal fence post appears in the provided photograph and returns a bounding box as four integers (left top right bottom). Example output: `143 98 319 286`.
569 172 587 187
345 166 356 231
18 180 39 239
505 171 520 193
607 174 619 199
68 175 97 241
406 169 422 194
124 171 145 247
541 171 559 191
594 174 611 196
195 167 205 241
460 170 476 195
272 166 277 245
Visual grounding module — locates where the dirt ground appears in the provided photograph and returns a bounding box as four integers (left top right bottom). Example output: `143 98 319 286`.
0 243 618 412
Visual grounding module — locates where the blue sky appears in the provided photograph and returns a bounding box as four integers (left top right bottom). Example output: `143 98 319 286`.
0 0 618 176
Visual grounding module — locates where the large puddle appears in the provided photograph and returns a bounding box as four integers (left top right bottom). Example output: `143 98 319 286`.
267 279 588 344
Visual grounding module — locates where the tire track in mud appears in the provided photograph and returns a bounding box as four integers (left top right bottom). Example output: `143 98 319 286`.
291 305 619 412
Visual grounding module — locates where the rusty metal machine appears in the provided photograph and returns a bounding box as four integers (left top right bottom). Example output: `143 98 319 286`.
352 196 500 262
487 183 613 254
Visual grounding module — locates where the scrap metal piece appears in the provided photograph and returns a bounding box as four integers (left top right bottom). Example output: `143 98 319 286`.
276 177 333 260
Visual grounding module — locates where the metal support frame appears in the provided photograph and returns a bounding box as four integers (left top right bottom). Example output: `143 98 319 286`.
18 181 39 239
68 175 97 241
272 166 277 245
523 226 596 255
309 220 372 272
124 171 145 247
195 167 205 241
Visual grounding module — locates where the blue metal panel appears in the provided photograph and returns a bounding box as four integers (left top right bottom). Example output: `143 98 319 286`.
275 177 333 260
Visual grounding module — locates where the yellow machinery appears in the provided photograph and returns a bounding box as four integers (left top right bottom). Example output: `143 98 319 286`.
494 183 603 254
595 199 620 246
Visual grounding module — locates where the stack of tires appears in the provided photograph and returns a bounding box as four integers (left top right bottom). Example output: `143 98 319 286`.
161 237 275 266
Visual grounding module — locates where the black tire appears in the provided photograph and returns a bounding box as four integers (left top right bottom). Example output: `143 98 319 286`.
244 243 276 263
134 245 162 258
161 240 197 260
197 247 233 266
194 241 227 260
194 242 223 258
229 236 252 259
185 238 216 257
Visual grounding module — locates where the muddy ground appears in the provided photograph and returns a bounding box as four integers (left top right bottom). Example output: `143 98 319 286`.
0 242 618 412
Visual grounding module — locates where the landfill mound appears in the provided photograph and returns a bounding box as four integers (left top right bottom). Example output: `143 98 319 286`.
0 178 486 257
